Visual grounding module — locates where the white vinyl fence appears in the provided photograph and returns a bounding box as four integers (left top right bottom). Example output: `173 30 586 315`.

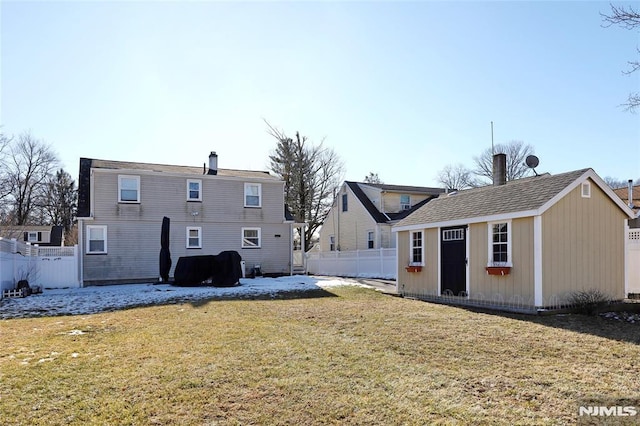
0 238 79 298
306 248 396 279
628 228 640 295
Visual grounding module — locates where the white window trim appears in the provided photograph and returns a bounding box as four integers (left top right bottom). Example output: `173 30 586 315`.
186 226 202 249
409 230 424 266
86 225 107 254
242 227 261 248
244 183 262 208
487 220 512 267
329 235 335 251
118 175 141 203
187 179 202 202
27 231 39 242
581 181 591 198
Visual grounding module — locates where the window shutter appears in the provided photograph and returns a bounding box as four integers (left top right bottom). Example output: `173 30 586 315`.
38 232 42 241
23 232 28 241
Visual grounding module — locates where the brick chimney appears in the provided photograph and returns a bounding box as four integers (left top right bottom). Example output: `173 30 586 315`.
208 152 218 175
493 153 507 186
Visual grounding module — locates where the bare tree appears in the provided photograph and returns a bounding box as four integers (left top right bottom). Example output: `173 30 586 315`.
363 172 383 184
436 164 477 190
266 121 344 249
4 132 59 225
473 140 535 184
602 4 640 112
604 176 640 189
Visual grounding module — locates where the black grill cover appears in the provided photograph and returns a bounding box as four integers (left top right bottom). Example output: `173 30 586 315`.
173 251 242 287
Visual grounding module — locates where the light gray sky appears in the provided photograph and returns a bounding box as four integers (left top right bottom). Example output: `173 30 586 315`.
1 1 639 187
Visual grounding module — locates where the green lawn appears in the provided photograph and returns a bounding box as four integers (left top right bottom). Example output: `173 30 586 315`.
1 286 639 425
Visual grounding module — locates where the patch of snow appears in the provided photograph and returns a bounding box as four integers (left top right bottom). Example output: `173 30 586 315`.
0 276 371 320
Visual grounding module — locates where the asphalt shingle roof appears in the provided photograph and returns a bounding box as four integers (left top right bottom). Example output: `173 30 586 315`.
88 158 278 180
395 169 591 228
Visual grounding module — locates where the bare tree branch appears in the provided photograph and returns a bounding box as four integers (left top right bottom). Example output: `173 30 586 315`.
602 4 640 112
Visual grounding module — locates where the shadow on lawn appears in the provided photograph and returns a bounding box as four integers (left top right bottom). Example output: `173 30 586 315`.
458 304 640 345
187 287 338 308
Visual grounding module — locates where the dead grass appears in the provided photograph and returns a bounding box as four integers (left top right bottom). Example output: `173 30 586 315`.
1 286 640 425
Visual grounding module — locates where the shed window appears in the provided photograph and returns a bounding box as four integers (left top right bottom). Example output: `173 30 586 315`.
342 194 348 212
488 221 512 266
329 235 335 251
410 230 424 265
581 181 591 198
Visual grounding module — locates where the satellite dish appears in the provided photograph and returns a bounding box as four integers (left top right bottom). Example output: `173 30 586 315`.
525 155 540 176
525 155 539 168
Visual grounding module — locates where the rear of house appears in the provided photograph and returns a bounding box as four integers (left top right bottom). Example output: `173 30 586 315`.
77 155 295 285
394 167 633 312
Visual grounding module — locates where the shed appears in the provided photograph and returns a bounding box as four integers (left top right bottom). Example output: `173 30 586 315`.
393 168 636 312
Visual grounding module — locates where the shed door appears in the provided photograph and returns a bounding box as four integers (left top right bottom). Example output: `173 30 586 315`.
441 226 467 296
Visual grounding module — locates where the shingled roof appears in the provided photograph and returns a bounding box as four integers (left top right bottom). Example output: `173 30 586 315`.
87 158 278 180
394 168 625 229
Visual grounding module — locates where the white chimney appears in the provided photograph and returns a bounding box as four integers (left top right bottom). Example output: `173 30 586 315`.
208 152 218 175
492 153 507 186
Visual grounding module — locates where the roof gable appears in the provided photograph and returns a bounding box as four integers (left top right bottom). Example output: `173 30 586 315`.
394 168 635 230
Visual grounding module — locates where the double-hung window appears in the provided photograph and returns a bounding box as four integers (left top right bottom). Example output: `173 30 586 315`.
242 227 261 248
410 230 424 265
244 183 261 207
118 175 140 203
400 194 411 210
488 221 511 266
86 225 107 254
367 231 375 249
329 235 335 251
187 179 202 201
342 194 348 212
186 227 202 249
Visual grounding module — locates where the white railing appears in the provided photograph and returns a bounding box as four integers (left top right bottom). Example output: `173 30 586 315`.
306 248 396 279
0 238 79 298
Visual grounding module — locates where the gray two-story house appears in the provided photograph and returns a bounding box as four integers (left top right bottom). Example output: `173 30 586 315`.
77 152 302 285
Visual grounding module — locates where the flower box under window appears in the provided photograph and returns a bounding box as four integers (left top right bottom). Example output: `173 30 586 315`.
405 265 422 273
486 266 511 276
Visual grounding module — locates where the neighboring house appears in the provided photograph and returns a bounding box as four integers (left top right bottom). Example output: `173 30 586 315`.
0 225 65 246
318 181 445 252
393 162 635 313
77 152 303 285
613 182 640 222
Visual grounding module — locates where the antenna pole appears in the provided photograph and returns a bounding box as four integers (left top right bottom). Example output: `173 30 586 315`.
491 121 494 155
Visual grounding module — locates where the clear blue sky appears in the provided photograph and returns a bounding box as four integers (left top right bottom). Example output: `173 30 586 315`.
1 1 639 187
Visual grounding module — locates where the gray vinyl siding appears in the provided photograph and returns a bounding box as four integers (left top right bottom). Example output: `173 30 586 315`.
83 169 290 283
